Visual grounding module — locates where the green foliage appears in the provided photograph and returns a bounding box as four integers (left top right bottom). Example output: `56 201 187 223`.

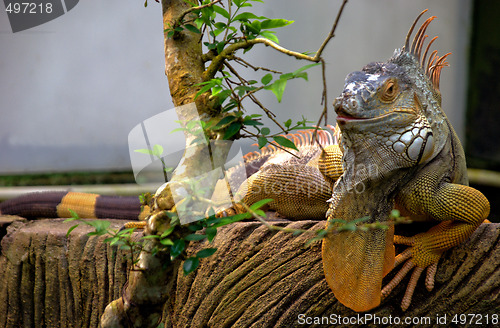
165 0 320 150
135 144 173 182
64 194 272 276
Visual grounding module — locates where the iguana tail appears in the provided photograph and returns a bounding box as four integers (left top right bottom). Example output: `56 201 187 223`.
0 191 145 220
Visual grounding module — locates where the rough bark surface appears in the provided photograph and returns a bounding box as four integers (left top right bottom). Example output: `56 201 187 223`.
0 217 498 328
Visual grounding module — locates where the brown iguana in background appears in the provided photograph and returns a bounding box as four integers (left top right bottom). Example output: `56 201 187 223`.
0 10 490 314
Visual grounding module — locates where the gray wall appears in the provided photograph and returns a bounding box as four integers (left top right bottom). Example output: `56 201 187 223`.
0 0 472 175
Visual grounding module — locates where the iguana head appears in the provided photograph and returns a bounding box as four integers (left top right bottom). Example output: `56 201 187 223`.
333 9 451 170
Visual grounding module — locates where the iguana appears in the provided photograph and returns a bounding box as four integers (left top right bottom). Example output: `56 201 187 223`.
0 10 490 313
212 9 490 312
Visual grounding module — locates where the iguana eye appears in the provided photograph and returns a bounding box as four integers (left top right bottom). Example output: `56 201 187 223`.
380 79 398 102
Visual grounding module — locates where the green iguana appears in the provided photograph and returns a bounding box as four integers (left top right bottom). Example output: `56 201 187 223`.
218 9 490 312
0 10 490 313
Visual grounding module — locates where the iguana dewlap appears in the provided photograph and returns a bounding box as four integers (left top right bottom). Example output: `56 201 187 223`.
322 9 490 312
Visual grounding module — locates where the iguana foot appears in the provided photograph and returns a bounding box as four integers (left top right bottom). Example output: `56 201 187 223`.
381 235 439 311
215 203 245 218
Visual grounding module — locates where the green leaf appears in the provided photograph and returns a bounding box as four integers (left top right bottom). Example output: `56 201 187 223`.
266 78 287 102
160 226 176 238
184 234 207 241
183 257 200 275
242 117 263 126
66 224 79 237
85 220 111 236
206 226 217 242
68 209 80 220
196 248 217 258
134 148 154 155
152 144 163 157
259 30 279 44
233 12 262 21
273 135 298 151
294 62 320 76
160 238 174 246
261 127 270 136
223 121 242 140
257 136 268 148
212 212 251 228
170 239 185 258
284 119 292 128
213 5 230 19
261 19 294 29
184 24 200 34
261 73 273 85
250 198 273 211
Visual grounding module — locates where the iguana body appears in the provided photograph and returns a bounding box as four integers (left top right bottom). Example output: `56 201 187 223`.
220 10 489 312
0 10 489 313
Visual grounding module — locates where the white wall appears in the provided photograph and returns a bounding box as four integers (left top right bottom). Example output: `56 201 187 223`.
0 0 472 175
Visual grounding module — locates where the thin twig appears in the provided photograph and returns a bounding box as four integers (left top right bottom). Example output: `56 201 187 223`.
177 0 224 26
205 0 349 80
234 56 283 74
312 0 349 61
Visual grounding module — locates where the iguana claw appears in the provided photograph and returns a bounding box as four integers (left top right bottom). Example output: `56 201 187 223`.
381 239 439 311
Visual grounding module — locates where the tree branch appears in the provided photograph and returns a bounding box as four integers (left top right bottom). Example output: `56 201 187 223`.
204 0 349 81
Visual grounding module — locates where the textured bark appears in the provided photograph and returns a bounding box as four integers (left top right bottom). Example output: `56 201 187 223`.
0 218 135 328
1 217 498 327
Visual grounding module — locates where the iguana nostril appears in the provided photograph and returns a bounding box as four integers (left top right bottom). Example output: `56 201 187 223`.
333 97 342 109
350 98 358 109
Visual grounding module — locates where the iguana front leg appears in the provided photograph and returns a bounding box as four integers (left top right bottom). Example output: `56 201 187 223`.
382 175 490 310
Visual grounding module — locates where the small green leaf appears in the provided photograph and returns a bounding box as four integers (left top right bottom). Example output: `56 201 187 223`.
214 115 237 129
233 12 262 21
250 198 273 211
261 19 294 29
266 78 287 102
68 209 80 220
261 73 273 85
273 135 298 151
223 121 242 140
66 224 79 237
183 257 200 275
284 119 292 128
170 239 185 258
196 248 217 258
259 30 279 44
160 238 174 246
184 24 200 34
213 5 230 19
294 62 320 76
261 127 270 136
184 233 207 241
258 136 268 148
212 212 251 228
134 148 154 155
206 226 217 242
160 226 176 238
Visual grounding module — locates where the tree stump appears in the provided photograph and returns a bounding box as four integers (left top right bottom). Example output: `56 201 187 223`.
0 217 498 327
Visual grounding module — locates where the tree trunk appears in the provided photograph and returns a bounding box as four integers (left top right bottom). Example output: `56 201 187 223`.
1 216 498 327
